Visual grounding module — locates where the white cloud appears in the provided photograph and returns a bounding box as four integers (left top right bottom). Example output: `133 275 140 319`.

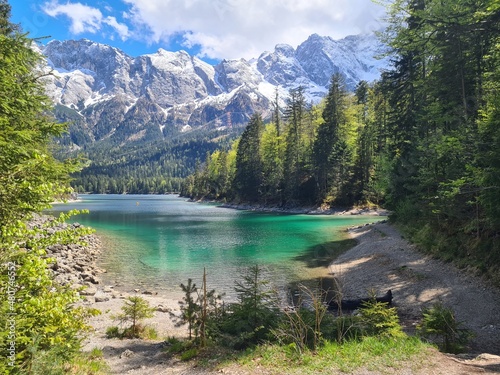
42 1 130 40
122 0 386 60
104 16 130 40
42 1 103 34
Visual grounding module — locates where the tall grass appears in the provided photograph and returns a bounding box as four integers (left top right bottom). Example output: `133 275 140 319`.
235 336 430 374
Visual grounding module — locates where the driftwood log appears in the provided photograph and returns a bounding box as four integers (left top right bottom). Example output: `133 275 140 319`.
328 290 393 311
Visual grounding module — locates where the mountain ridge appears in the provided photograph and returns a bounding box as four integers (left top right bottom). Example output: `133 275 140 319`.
41 32 388 149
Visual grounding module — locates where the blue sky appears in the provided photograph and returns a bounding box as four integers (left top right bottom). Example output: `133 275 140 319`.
9 0 386 64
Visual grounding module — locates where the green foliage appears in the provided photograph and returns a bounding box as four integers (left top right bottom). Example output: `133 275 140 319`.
105 326 121 339
180 348 199 361
143 326 159 340
0 213 99 373
175 278 201 340
234 113 264 201
183 82 368 207
206 265 280 350
0 8 101 374
172 270 223 344
273 285 330 353
417 302 473 353
357 300 405 339
236 336 429 375
68 124 239 194
113 296 155 339
164 336 200 361
15 343 108 375
372 0 500 284
0 34 79 226
313 73 350 203
165 336 192 354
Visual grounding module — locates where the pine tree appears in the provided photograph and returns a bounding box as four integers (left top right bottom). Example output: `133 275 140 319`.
312 74 348 203
283 86 307 203
233 113 264 202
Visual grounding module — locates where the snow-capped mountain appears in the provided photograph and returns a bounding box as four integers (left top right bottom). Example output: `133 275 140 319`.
41 33 387 147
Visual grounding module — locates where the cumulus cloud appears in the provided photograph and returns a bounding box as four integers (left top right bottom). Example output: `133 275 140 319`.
40 0 385 59
42 1 130 40
104 16 130 40
122 0 386 59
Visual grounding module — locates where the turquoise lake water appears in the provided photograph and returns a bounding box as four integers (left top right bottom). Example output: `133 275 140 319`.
50 195 385 296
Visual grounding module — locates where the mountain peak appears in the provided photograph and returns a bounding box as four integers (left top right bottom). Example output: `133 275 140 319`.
274 44 295 57
43 33 388 147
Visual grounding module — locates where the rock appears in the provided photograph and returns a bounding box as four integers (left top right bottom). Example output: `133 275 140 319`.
476 353 500 360
94 291 110 302
142 290 154 295
70 283 84 290
73 264 84 272
80 286 98 296
120 349 134 359
82 274 100 284
156 305 170 313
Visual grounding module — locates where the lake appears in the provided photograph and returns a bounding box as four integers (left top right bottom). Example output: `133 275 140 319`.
50 195 385 297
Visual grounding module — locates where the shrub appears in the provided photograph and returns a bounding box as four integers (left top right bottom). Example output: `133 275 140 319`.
417 302 472 353
0 214 99 372
113 296 155 339
143 326 159 340
180 348 199 361
215 265 280 349
165 337 185 354
273 284 330 352
358 300 405 339
105 326 121 339
331 315 363 343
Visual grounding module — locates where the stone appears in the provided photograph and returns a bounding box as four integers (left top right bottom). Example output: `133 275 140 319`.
156 305 170 313
73 264 84 272
88 275 100 284
120 349 134 359
80 286 98 296
70 283 84 290
94 291 110 302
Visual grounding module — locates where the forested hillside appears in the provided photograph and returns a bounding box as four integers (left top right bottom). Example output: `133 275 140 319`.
183 0 500 284
67 126 240 194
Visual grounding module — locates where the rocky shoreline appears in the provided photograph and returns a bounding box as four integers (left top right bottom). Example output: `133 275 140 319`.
218 201 390 216
31 215 172 307
46 230 104 288
29 215 108 297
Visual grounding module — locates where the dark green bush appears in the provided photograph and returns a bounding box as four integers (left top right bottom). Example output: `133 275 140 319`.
417 302 472 353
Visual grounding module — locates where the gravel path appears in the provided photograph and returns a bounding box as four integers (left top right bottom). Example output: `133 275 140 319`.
330 222 500 354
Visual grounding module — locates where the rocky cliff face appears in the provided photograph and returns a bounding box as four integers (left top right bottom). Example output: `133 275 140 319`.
41 33 387 148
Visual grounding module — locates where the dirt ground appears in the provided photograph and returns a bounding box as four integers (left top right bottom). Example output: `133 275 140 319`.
80 222 500 374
